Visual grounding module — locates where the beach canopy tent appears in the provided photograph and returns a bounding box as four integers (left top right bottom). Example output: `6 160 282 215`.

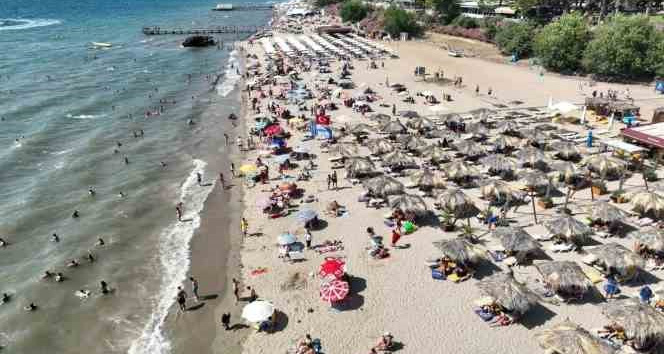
242 300 275 323
602 299 664 349
535 320 616 354
622 122 664 150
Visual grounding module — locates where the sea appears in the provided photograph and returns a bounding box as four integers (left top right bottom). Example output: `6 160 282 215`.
0 0 271 353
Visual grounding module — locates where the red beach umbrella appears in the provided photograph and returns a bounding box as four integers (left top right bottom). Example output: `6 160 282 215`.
264 124 284 136
319 258 345 279
320 279 349 303
316 115 331 125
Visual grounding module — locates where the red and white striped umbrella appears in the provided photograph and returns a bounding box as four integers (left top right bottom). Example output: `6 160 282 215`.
320 279 349 303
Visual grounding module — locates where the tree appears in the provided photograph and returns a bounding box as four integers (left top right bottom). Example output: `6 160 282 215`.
533 13 591 73
494 21 537 58
433 0 461 25
514 0 541 15
648 32 664 77
583 15 660 80
383 6 423 38
340 0 368 23
314 0 343 7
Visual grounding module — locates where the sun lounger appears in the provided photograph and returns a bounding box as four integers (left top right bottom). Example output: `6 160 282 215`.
637 217 654 227
288 251 306 263
550 243 576 252
532 233 553 241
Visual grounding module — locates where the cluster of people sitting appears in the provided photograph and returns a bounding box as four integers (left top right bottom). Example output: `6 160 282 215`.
260 185 294 217
415 92 439 105
431 257 473 282
634 242 664 265
368 332 394 353
474 303 514 327
296 334 322 354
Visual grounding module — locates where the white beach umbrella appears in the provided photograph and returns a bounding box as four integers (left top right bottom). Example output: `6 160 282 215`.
241 300 275 323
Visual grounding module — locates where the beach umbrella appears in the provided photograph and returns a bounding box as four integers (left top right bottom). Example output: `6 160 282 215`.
519 170 551 224
362 175 404 197
519 128 550 145
241 300 275 323
406 117 435 130
380 120 407 134
633 227 664 253
381 150 416 169
550 141 581 160
476 272 538 315
367 138 395 155
583 155 625 178
329 125 348 139
345 157 375 178
443 161 479 181
398 110 419 118
427 128 454 140
468 108 495 119
545 216 592 245
239 164 258 175
466 122 489 138
421 145 451 164
432 238 483 264
516 147 550 168
480 154 518 173
320 279 350 303
438 113 463 124
264 124 284 136
489 135 520 151
535 320 616 354
495 120 521 135
349 123 373 135
319 258 345 279
589 201 625 223
402 135 429 152
536 261 592 295
437 188 480 219
588 243 644 281
494 226 541 258
480 179 524 202
551 161 582 181
389 194 428 216
409 169 446 190
454 139 486 157
602 299 664 348
369 113 391 124
277 233 297 245
630 191 664 218
295 209 318 223
330 142 358 157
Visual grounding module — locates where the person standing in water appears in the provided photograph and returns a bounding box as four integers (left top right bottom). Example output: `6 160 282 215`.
219 173 225 189
51 233 60 243
196 172 202 186
176 203 183 221
100 280 110 294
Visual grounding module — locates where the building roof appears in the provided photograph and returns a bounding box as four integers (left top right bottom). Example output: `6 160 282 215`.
622 123 664 149
600 139 648 153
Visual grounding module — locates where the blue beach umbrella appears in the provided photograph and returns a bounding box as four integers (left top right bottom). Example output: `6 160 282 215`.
277 233 297 245
296 209 318 223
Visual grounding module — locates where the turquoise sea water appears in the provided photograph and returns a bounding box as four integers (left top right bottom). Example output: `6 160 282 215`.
0 1 270 352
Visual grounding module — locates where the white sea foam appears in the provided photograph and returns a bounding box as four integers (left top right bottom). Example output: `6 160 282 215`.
216 49 241 97
127 159 214 354
66 113 106 120
0 18 62 31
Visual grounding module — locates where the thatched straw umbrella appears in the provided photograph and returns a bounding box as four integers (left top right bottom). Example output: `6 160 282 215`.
406 117 435 131
399 110 419 118
631 191 664 219
480 154 518 176
421 145 451 164
467 108 495 119
476 272 538 315
550 141 581 161
389 194 428 216
362 175 404 197
545 216 592 245
520 128 550 147
588 243 644 282
427 128 455 140
466 122 489 138
454 139 487 158
495 120 521 135
381 150 417 169
330 142 358 157
516 147 550 169
402 135 429 152
409 169 446 190
438 113 462 125
432 238 483 265
380 120 407 134
345 157 375 178
489 135 520 151
479 179 523 202
443 161 479 183
367 138 395 155
536 261 593 298
437 188 480 226
369 113 391 124
583 155 625 182
633 227 664 254
589 201 626 223
602 299 664 350
535 320 616 354
519 169 551 224
494 226 542 261
551 161 585 211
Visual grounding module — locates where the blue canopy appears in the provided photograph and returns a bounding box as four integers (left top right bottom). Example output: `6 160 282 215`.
295 209 318 223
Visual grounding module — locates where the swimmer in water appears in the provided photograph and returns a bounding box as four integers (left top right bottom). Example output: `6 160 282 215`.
55 273 64 282
72 210 80 218
42 271 54 279
23 303 37 312
88 187 95 196
100 280 110 294
51 233 60 242
75 289 91 299
86 251 95 263
124 156 129 164
67 259 80 268
1 293 9 304
96 238 105 246
118 192 125 198
0 237 7 247
160 161 167 168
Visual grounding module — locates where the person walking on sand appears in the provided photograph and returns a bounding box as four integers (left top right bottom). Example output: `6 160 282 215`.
230 163 236 178
196 172 202 186
475 85 480 95
326 174 332 190
246 286 257 302
304 228 312 249
224 133 229 146
176 286 187 313
176 202 183 221
221 312 231 330
189 276 200 302
240 217 248 238
232 278 240 303
331 171 338 190
391 228 401 248
219 172 225 189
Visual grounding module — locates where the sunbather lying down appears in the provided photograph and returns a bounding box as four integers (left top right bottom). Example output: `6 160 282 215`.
597 322 627 341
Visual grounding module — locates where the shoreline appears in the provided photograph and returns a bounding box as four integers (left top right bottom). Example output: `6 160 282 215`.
169 47 249 354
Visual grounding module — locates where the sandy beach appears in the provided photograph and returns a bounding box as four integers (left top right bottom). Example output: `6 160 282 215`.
175 8 664 354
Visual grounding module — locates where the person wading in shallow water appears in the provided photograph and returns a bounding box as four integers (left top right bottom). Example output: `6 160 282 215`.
176 286 187 313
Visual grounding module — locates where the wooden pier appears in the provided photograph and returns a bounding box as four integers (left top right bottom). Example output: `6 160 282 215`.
142 26 266 36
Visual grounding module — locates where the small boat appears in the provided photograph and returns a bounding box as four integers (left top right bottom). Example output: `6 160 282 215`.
212 3 233 11
448 49 464 58
91 42 112 48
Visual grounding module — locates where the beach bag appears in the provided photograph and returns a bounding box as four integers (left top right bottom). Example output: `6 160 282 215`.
431 269 445 280
403 221 416 234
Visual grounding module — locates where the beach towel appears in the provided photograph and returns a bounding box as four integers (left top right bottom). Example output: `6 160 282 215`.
474 308 495 322
431 268 445 280
583 267 604 284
